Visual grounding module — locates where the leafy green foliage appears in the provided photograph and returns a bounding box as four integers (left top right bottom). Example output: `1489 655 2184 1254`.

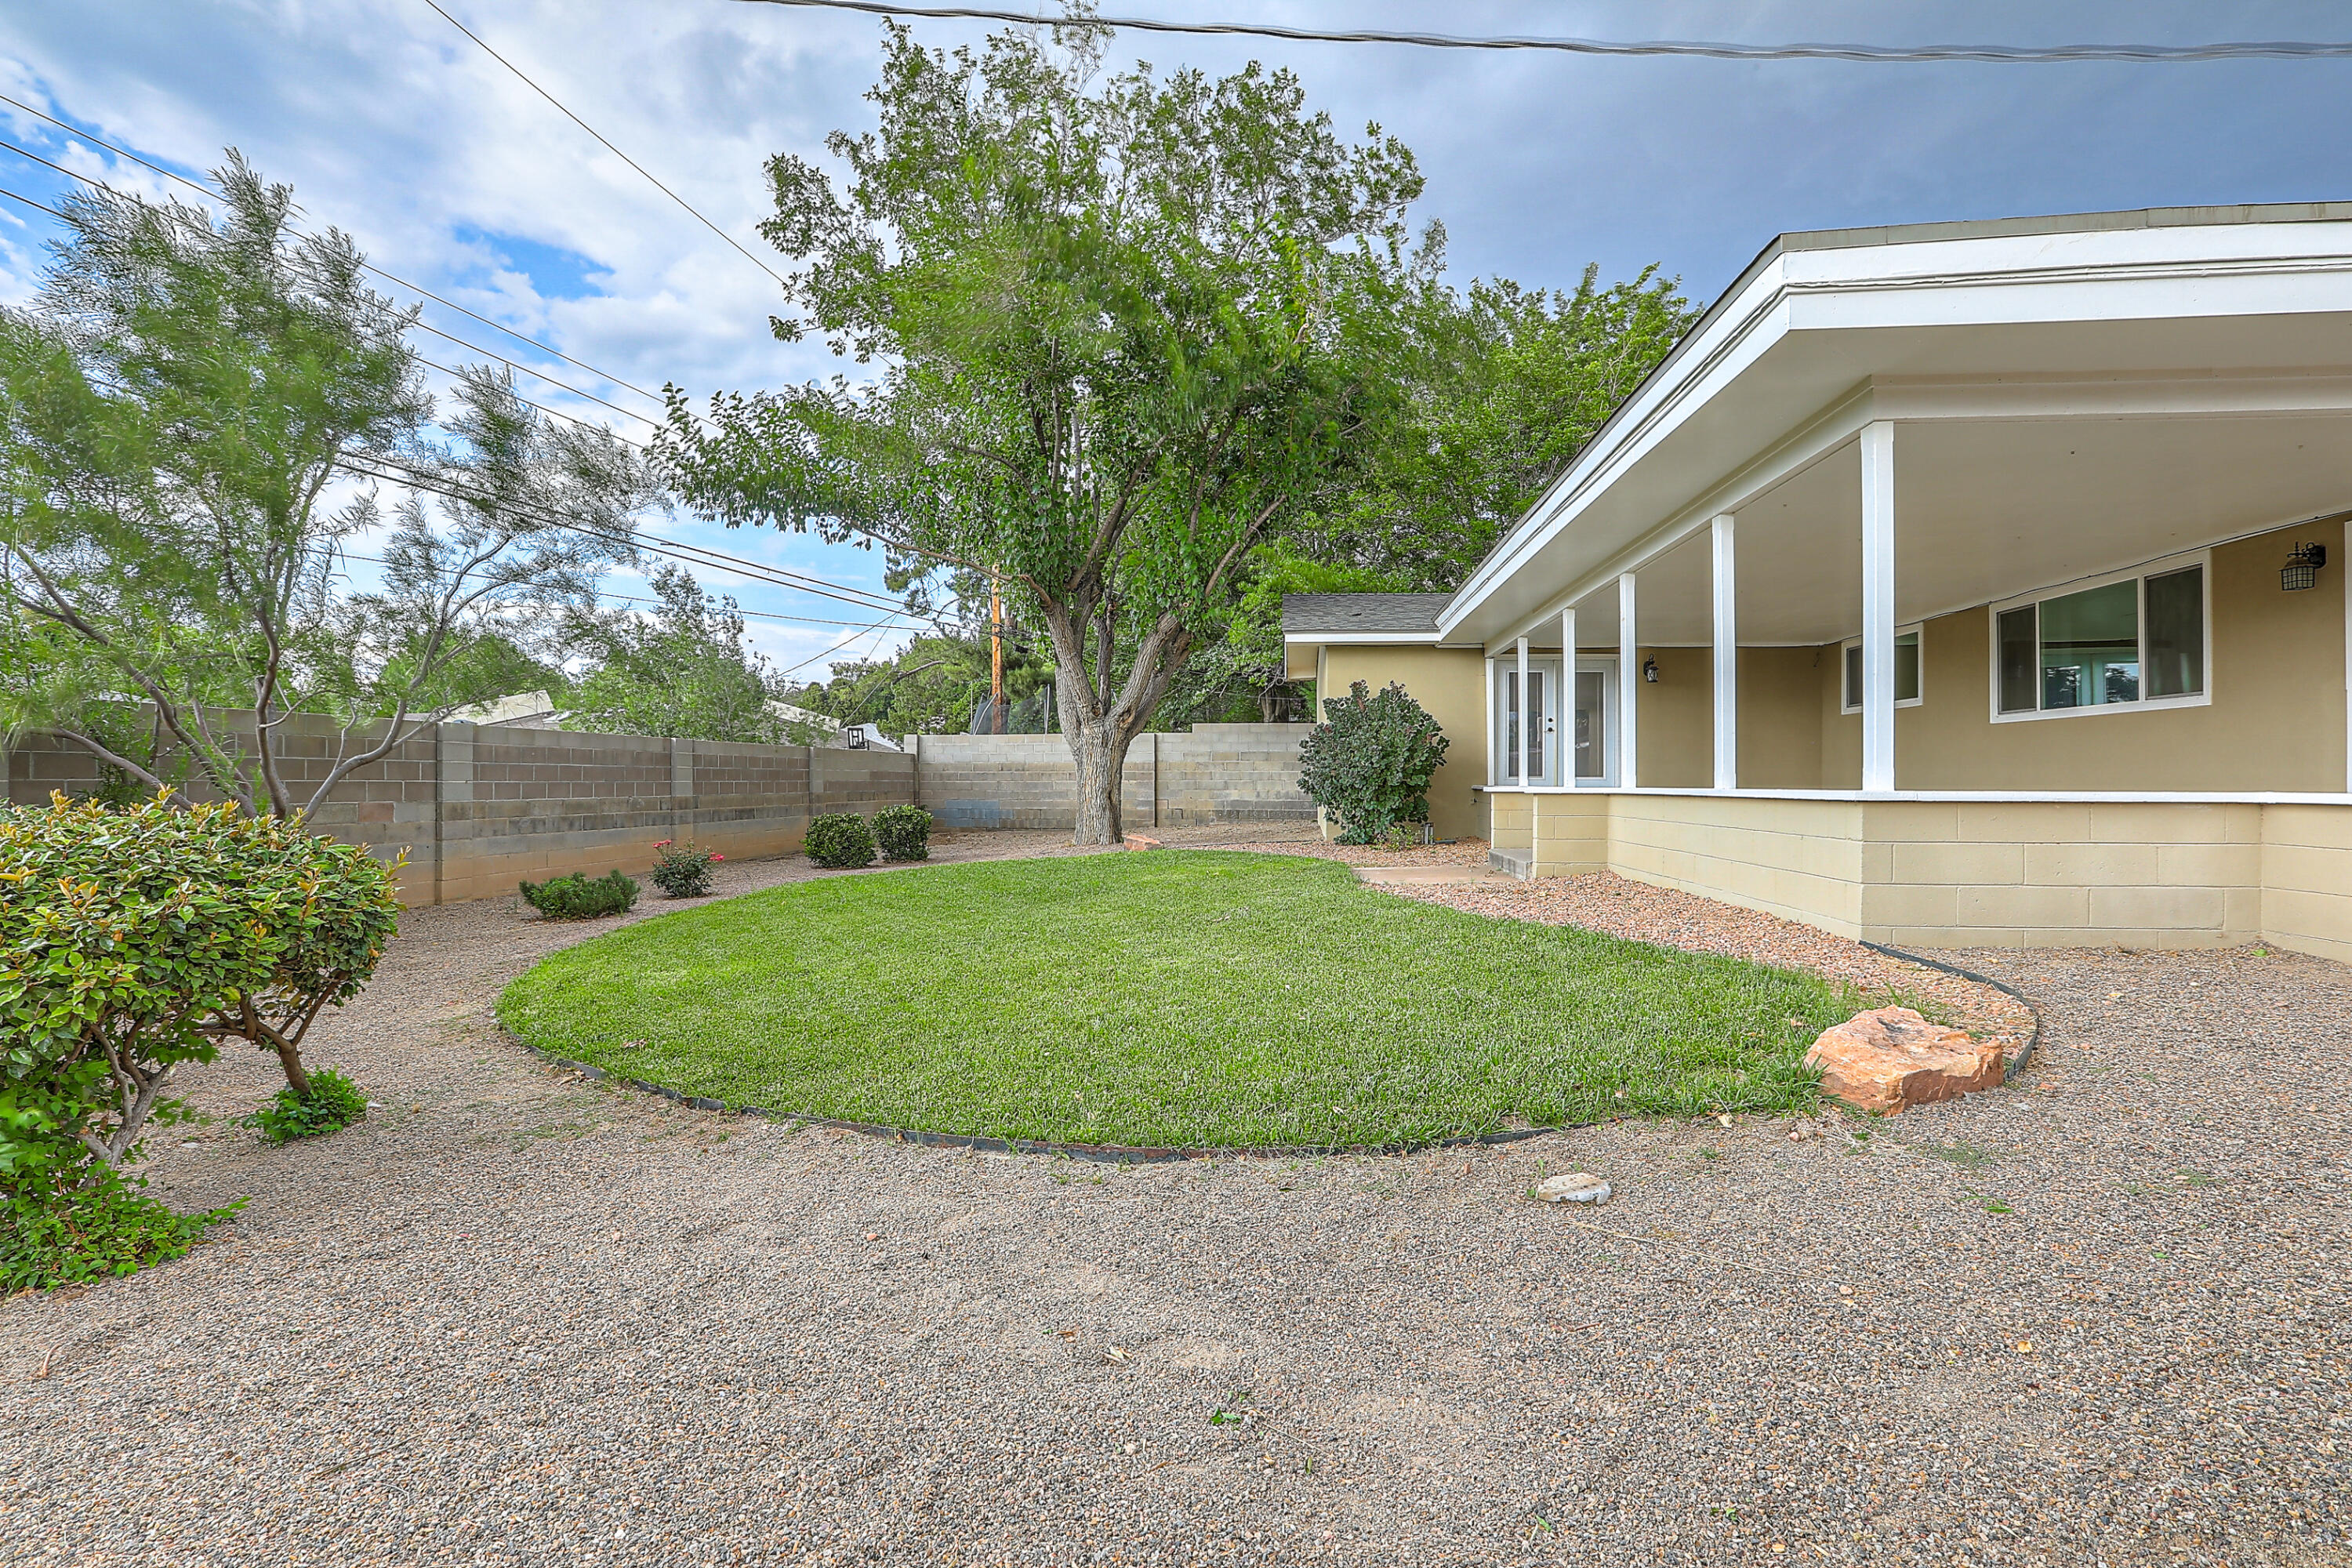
648 838 724 898
497 852 1855 1149
518 870 640 920
793 630 1052 738
804 812 878 869
0 791 401 1199
660 20 1424 840
0 152 643 816
3 1181 243 1293
1154 546 1399 728
566 566 789 743
1309 267 1697 589
872 804 932 862
1297 681 1450 844
239 1065 367 1144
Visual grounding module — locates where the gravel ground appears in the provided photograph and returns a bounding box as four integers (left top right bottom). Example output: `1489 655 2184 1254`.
4 831 2347 1566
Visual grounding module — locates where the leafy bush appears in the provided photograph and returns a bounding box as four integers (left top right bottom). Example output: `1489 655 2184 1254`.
804 811 877 869
519 869 640 919
1297 680 1451 845
4 1182 244 1293
240 1066 368 1144
648 838 724 898
873 804 933 862
0 791 401 1207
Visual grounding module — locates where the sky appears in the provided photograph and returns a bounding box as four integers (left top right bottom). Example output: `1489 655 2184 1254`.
2 0 2350 681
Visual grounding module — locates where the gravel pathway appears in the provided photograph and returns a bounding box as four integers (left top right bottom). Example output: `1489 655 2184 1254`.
4 833 2346 1566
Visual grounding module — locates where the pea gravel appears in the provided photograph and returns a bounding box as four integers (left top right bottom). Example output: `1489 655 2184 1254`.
3 831 2346 1567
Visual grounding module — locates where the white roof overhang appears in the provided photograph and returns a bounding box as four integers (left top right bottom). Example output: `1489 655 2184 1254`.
1439 205 2352 651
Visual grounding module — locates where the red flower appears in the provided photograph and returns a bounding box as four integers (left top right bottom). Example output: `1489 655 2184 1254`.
653 840 673 849
709 853 724 862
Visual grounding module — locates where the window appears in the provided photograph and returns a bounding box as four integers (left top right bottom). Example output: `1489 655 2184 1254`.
1991 557 2207 720
1840 628 1922 713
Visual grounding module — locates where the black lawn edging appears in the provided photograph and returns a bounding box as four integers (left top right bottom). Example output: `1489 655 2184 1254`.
1860 942 2046 1083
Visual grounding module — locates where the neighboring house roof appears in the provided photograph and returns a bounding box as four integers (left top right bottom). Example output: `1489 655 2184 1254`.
768 700 844 733
1281 593 1454 641
448 690 562 727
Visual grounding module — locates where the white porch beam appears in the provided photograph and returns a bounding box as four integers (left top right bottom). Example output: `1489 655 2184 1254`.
1560 606 1577 787
1711 514 1737 792
1860 420 1897 794
1515 636 1532 787
1617 573 1640 790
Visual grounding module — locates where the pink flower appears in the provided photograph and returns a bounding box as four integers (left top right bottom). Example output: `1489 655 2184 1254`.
709 853 724 862
654 840 673 849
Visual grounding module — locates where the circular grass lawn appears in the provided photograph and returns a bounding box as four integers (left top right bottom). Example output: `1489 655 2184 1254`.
495 851 1857 1149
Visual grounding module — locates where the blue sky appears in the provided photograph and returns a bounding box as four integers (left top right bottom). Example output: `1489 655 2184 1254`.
3 1 2349 676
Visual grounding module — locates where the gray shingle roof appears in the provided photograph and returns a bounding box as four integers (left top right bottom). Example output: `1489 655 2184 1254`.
1281 593 1454 637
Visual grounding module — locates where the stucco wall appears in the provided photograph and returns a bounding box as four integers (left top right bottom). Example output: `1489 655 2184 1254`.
1817 522 2349 793
1317 645 1488 841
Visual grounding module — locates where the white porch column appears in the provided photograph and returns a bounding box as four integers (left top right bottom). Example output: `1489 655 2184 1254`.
1617 572 1639 789
1559 606 1577 786
1515 635 1532 786
1860 420 1897 793
1711 513 1737 792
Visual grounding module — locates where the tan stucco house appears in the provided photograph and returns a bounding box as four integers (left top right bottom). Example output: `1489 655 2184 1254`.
1285 204 2352 961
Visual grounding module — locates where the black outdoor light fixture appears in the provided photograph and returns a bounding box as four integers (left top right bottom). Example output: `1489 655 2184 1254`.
1642 657 1660 683
2283 541 2328 591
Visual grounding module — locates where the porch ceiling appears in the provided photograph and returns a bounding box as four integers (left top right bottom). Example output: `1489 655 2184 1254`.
1549 407 2352 649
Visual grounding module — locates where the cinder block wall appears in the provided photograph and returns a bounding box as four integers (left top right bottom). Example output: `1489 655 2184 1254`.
911 723 1315 831
3 716 914 908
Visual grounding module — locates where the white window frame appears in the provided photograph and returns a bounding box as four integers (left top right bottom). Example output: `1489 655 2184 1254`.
1839 624 1925 716
1986 548 2213 725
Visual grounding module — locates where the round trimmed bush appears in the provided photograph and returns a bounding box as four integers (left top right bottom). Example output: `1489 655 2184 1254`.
804 812 877 869
873 804 932 862
519 869 640 919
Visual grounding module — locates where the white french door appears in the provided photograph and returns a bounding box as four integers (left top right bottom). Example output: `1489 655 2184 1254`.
1571 659 1620 786
1494 655 1621 786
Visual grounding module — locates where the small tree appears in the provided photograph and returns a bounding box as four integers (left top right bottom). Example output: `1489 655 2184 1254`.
564 565 787 743
0 153 644 815
1297 680 1449 844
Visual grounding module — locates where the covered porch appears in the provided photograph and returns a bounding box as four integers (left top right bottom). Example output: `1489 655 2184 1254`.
1441 206 2352 960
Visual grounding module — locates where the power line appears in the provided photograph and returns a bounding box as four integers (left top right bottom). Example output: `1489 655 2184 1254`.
0 130 665 429
332 547 913 629
419 0 791 288
736 0 2352 63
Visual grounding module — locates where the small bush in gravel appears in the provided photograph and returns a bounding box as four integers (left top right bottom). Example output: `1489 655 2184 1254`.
239 1066 368 1144
0 790 398 1189
519 869 640 919
873 804 932 862
1298 681 1449 845
804 812 877 869
648 839 724 898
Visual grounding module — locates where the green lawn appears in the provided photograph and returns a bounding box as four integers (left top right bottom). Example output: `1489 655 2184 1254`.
495 851 1860 1149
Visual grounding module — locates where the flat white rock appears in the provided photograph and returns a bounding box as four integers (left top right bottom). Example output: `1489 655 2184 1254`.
1534 1172 1611 1205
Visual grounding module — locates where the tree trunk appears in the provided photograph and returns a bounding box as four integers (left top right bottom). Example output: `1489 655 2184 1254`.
1069 717 1132 845
272 1036 312 1098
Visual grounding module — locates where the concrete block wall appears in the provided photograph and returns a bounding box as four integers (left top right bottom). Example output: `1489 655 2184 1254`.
911 723 1316 831
5 716 914 909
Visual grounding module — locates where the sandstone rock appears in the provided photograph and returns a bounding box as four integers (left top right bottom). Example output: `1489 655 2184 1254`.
1805 1007 2006 1114
1123 833 1163 851
1534 1171 1611 1204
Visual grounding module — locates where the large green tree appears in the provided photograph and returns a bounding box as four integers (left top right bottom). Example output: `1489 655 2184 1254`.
661 20 1421 842
1316 266 1697 589
0 154 643 818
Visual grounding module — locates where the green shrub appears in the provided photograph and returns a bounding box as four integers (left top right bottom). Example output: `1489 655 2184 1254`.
804 812 877 869
1297 680 1450 844
519 869 640 919
873 804 933 862
0 791 401 1208
239 1066 368 1144
3 1181 244 1292
648 838 724 898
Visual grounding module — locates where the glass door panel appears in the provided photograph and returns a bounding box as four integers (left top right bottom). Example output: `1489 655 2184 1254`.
1495 662 1559 783
1573 670 1606 780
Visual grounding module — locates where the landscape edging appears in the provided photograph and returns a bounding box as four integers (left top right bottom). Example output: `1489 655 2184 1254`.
1859 941 2045 1082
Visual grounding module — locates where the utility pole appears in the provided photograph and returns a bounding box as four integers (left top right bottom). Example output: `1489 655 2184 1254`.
989 573 1004 735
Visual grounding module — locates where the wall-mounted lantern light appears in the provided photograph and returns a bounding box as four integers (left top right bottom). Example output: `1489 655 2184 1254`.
1642 657 1659 683
2282 542 2327 591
